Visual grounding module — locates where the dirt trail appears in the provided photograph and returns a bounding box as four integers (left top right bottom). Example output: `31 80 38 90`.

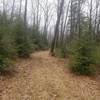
0 51 100 100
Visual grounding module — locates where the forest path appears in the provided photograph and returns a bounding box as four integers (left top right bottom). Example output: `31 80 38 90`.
0 51 100 100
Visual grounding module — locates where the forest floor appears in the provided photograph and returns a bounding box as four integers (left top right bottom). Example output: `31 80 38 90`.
0 51 100 100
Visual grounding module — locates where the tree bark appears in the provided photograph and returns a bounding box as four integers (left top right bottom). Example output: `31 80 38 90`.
24 0 28 26
50 0 64 54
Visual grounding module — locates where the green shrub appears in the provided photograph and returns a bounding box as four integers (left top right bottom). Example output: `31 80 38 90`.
70 37 95 75
30 27 48 50
0 55 9 72
14 18 32 58
94 45 100 65
93 44 100 74
55 47 67 58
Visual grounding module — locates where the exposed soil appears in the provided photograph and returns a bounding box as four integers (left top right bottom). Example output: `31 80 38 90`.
0 51 100 100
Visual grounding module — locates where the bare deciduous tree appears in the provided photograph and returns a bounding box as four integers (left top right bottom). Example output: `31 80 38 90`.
50 0 65 54
24 0 28 25
11 0 16 21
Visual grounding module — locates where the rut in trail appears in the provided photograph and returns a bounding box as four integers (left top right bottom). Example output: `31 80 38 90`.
0 51 100 100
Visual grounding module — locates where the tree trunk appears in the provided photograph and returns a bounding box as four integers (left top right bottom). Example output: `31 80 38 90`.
50 0 64 55
24 0 28 26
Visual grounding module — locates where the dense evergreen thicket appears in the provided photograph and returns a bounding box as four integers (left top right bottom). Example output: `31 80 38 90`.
0 12 48 72
69 35 95 75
